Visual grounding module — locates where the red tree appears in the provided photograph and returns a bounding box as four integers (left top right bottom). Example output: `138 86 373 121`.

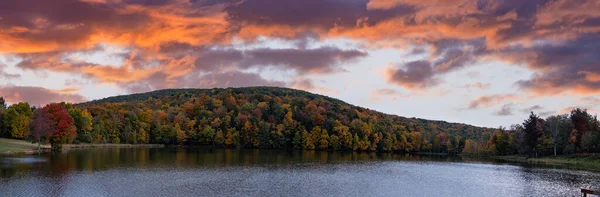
32 103 77 150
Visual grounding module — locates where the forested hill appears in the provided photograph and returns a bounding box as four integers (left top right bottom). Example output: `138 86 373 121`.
73 87 493 153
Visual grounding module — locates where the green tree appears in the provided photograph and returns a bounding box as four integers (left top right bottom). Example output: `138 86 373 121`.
329 134 341 150
318 128 329 150
0 97 6 137
200 125 216 145
6 102 33 139
69 108 93 143
293 129 303 149
523 112 541 157
214 129 225 146
544 115 572 155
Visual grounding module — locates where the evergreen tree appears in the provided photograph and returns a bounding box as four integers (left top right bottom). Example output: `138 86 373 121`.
523 112 541 157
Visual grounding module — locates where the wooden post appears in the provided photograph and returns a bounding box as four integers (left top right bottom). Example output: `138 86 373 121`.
582 188 600 197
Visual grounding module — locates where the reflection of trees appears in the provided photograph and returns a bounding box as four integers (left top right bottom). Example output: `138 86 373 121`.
43 152 75 196
1 158 32 179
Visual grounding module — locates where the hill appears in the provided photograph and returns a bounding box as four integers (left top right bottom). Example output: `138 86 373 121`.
76 87 495 153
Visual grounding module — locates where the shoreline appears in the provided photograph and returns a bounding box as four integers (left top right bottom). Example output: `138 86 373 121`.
0 149 51 156
62 143 165 149
461 154 600 171
1 137 165 155
1 143 165 155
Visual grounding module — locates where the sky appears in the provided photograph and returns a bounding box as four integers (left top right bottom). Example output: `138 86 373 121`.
0 0 599 128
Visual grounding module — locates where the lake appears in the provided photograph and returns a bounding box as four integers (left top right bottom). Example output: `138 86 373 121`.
1 148 599 197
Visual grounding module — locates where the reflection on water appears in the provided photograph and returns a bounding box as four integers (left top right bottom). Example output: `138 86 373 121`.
1 148 599 197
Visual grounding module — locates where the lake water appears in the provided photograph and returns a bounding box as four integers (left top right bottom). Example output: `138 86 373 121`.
1 148 599 197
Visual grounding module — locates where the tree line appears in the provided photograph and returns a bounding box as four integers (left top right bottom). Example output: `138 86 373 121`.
474 109 600 157
1 87 598 156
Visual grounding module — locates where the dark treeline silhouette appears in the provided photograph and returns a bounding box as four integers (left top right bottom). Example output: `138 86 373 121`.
0 87 598 156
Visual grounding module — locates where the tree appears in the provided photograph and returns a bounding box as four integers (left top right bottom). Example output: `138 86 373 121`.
570 108 591 152
329 134 341 150
138 127 149 144
302 129 315 150
224 128 239 147
23 87 511 154
10 115 30 139
318 128 329 150
214 129 225 146
333 120 352 150
545 115 572 156
69 108 93 143
293 129 303 149
5 102 33 139
0 97 5 108
523 112 541 157
33 103 77 150
31 107 53 151
200 125 216 145
0 97 6 137
175 124 186 145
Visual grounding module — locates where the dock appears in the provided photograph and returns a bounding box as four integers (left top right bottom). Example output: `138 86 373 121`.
582 188 600 197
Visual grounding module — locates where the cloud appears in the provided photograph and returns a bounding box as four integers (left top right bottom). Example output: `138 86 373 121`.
226 0 412 33
385 60 438 89
510 34 600 95
521 105 543 114
52 87 83 94
385 41 480 90
122 70 286 93
0 63 21 80
494 103 515 116
468 94 518 109
240 47 368 74
288 78 339 95
373 88 398 95
369 88 408 102
0 85 87 106
559 106 597 115
463 82 491 90
1 0 600 97
582 96 600 105
13 45 364 93
538 111 556 117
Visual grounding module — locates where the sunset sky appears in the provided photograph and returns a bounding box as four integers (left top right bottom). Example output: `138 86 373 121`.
0 0 599 128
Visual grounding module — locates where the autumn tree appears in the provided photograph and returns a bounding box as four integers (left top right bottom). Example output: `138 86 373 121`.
570 108 592 152
51 87 514 154
69 108 93 143
33 103 77 150
224 128 239 147
5 102 33 139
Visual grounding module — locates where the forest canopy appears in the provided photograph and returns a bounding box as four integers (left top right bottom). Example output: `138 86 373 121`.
1 87 598 156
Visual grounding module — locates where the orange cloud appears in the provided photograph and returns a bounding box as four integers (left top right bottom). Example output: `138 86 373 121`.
2 0 600 96
51 87 83 94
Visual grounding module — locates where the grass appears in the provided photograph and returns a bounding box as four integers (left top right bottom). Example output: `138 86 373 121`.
508 155 600 169
464 154 600 171
0 138 50 154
